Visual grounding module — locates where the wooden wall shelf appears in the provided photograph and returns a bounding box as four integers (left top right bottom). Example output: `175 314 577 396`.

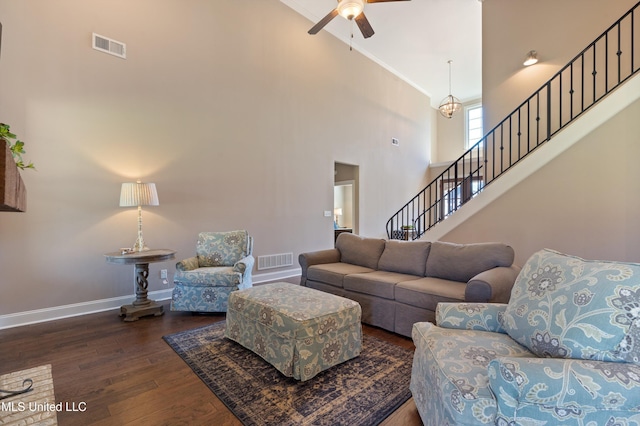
0 142 27 212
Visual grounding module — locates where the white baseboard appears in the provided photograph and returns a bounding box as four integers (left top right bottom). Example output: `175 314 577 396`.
0 289 174 331
0 268 301 330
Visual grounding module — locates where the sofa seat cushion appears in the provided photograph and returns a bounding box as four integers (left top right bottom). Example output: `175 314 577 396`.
377 240 431 276
344 271 419 300
395 277 467 311
174 266 241 287
426 241 515 283
410 322 533 425
503 248 640 363
307 263 375 288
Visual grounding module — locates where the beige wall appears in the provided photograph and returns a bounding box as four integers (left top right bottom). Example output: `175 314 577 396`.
433 98 481 164
442 97 640 266
430 98 483 185
441 0 640 265
433 107 463 163
0 0 432 315
482 0 637 131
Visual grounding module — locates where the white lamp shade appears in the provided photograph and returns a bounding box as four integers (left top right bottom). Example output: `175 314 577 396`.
334 208 343 216
119 181 159 207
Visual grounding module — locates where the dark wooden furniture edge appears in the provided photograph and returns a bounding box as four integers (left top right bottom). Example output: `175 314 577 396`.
0 143 27 212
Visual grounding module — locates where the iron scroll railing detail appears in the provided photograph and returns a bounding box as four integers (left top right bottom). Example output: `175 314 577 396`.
387 1 640 240
0 378 33 400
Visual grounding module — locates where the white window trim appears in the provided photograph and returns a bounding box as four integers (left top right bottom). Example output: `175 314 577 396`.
465 103 483 150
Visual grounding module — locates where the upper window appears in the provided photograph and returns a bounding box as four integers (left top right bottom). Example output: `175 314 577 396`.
465 104 483 150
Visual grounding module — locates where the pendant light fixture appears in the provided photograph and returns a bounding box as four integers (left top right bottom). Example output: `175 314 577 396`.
439 60 462 119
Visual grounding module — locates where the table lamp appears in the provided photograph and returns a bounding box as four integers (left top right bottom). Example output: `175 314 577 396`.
119 180 159 252
334 208 343 229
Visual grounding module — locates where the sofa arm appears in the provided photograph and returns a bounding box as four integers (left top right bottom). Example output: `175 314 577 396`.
234 255 255 274
489 357 640 423
436 302 508 333
176 256 199 271
298 249 341 285
465 265 521 303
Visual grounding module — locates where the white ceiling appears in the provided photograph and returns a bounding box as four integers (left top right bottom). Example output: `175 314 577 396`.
280 0 483 109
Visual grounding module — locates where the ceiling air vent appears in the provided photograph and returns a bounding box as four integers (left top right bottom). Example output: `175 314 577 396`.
92 33 126 59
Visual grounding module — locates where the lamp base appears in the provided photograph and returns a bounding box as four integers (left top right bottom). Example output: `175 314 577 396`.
132 237 150 252
132 205 150 252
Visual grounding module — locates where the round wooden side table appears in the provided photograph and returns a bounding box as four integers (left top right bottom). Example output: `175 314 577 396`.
104 249 176 321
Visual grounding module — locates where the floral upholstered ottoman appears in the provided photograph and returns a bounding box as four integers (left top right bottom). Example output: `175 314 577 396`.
224 282 362 381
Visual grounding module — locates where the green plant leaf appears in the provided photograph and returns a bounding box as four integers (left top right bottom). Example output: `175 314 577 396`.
12 140 25 154
1 123 36 171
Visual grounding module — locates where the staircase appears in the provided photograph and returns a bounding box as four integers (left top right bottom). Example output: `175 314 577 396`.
387 1 640 240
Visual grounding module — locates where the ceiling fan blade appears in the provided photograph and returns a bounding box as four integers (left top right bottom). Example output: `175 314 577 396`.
354 12 375 39
366 0 411 3
308 8 339 35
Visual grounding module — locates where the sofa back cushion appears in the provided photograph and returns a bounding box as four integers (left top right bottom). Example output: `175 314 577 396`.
425 241 514 283
335 233 385 270
502 248 640 363
197 230 249 267
378 240 431 276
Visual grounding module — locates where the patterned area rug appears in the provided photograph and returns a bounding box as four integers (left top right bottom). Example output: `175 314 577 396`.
163 321 414 426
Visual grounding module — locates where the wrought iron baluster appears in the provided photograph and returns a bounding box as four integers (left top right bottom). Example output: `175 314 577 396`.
386 1 640 239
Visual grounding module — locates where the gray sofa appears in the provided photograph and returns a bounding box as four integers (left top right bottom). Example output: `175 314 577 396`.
298 233 520 337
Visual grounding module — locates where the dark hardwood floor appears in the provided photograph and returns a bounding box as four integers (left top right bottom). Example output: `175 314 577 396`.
0 284 423 425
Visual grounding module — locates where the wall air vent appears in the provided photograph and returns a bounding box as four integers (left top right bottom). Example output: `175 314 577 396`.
92 33 126 59
257 253 294 270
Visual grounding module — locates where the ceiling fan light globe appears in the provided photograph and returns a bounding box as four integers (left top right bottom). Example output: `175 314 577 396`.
338 0 364 20
439 95 462 119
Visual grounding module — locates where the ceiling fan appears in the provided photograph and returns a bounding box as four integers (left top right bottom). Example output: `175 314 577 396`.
308 0 411 39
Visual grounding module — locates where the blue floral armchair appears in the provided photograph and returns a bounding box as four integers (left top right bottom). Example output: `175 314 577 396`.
170 230 254 313
410 249 640 425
